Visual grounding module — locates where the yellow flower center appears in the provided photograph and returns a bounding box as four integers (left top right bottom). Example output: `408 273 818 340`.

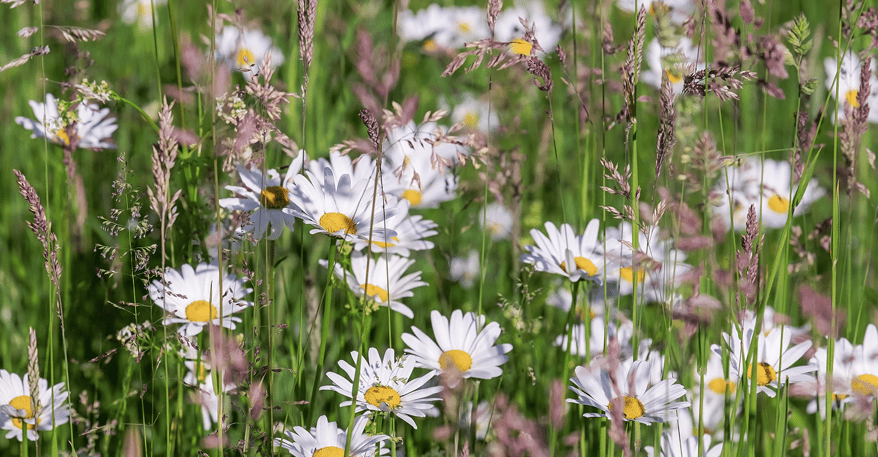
510 38 532 56
845 90 860 108
236 48 256 69
259 186 290 209
463 112 480 128
708 378 736 395
402 189 423 206
768 195 789 214
665 69 683 84
649 1 669 16
560 257 598 276
185 300 218 322
457 21 472 33
195 363 208 383
319 212 357 235
313 447 344 457
747 362 777 386
55 128 71 146
851 374 878 396
372 236 399 248
423 39 438 52
359 283 389 302
364 385 402 409
607 395 645 420
439 349 473 373
9 396 36 430
620 267 646 283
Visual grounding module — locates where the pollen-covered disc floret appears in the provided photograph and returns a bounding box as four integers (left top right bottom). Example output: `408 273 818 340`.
521 220 606 282
320 348 442 428
568 359 690 424
15 93 118 149
219 152 304 240
289 166 397 242
712 318 815 398
147 262 254 337
0 370 70 442
322 252 427 318
402 310 513 380
273 415 390 457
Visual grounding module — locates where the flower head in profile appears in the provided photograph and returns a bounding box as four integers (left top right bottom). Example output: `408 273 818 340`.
147 262 254 336
712 318 815 397
568 358 689 424
216 26 285 79
521 220 605 282
642 37 702 95
118 0 167 29
321 348 442 428
290 166 397 241
322 252 426 318
219 152 305 240
0 371 69 441
494 2 563 57
16 93 118 149
403 310 512 380
274 415 390 457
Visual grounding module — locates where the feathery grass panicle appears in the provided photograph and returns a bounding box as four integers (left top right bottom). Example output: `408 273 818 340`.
487 0 502 35
683 65 757 101
297 0 316 72
656 75 677 179
49 26 106 42
148 99 183 238
27 328 41 417
839 56 872 196
0 45 50 73
621 6 646 121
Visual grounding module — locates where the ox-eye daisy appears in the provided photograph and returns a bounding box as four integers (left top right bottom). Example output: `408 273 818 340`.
521 220 605 282
216 26 285 79
290 167 397 242
450 93 499 133
712 319 815 397
351 199 438 256
493 1 563 57
323 252 426 318
219 153 305 240
147 262 253 337
808 324 878 415
554 318 634 358
321 348 442 428
481 203 514 240
118 0 167 29
16 93 118 149
449 250 480 289
0 370 69 441
568 359 690 424
645 411 723 457
642 37 702 95
824 52 878 122
403 310 512 380
274 415 390 457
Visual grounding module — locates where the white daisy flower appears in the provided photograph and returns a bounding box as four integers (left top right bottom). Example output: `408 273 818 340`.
289 166 397 241
322 252 426 318
351 199 438 256
450 93 499 133
690 351 741 438
459 401 492 440
446 6 491 48
118 0 167 29
147 262 254 337
740 306 810 337
216 26 285 79
402 310 513 380
307 151 376 188
824 52 878 122
617 0 694 24
494 1 563 57
851 324 878 396
449 250 480 289
642 37 702 95
321 348 442 428
521 220 605 282
568 359 690 424
545 284 610 321
274 415 390 457
16 93 118 149
0 370 69 441
398 5 455 51
602 222 691 304
481 203 514 241
808 324 878 416
711 157 825 231
219 152 305 240
712 319 815 397
383 121 464 208
192 372 235 431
